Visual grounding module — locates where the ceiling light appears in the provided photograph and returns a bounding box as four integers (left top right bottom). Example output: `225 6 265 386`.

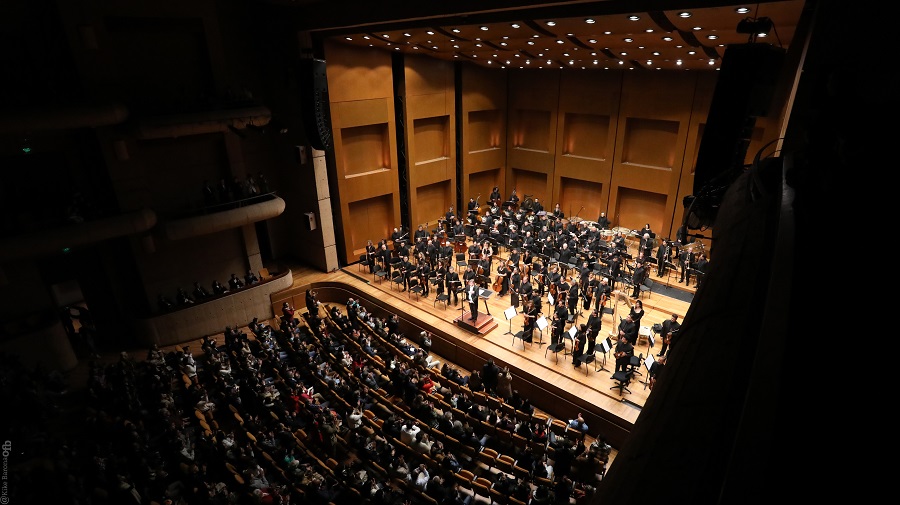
556 40 564 44
527 41 534 45
736 7 750 14
511 23 520 28
480 26 488 31
427 31 434 35
692 26 702 31
345 37 352 41
383 34 389 38
736 17 773 37
676 59 683 65
663 36 673 41
403 33 411 37
604 31 612 35
363 35 370 40
653 51 660 56
503 36 509 39
628 15 640 21
707 34 718 40
588 39 597 43
620 52 627 56
688 50 696 55
679 12 692 18
585 18 596 24
475 43 482 47
546 21 556 26
624 38 633 42
452 28 460 33
708 59 715 65
500 42 507 46
645 29 654 33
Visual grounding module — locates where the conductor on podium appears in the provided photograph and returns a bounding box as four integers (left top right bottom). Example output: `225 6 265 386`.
467 279 479 322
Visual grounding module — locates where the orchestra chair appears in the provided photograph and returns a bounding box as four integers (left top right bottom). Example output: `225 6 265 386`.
373 265 389 284
408 278 424 300
434 292 449 309
512 330 531 350
544 341 566 363
576 351 595 375
639 277 654 299
456 252 467 272
358 254 371 273
610 370 633 395
390 271 404 291
628 353 643 378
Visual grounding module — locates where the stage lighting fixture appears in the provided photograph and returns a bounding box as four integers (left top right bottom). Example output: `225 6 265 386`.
736 16 773 37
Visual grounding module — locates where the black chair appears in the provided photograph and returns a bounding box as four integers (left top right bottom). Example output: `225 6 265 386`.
408 278 424 300
575 352 595 375
390 271 404 291
610 370 633 395
512 330 531 349
434 292 450 309
544 341 565 363
374 265 389 284
628 353 643 377
456 252 467 272
639 277 653 299
358 254 371 273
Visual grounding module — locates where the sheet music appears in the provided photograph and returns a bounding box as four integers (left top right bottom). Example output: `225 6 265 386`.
536 316 548 330
478 288 494 299
568 325 577 338
648 334 655 348
504 306 517 320
547 293 555 306
644 354 655 370
598 340 610 353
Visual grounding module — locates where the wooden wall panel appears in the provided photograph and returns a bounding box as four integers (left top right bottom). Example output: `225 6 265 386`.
325 40 400 262
559 177 604 222
461 65 507 207
414 181 450 228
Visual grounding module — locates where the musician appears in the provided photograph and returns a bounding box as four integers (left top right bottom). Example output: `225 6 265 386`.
540 235 555 258
379 243 392 275
496 261 510 296
648 354 666 390
469 241 482 262
467 197 478 213
490 186 502 205
552 203 564 219
614 335 635 374
445 268 461 306
639 233 654 261
451 217 465 238
558 242 574 277
679 248 694 284
546 264 562 301
572 324 588 366
418 261 432 297
566 277 580 316
586 308 602 348
630 261 648 299
508 225 520 250
607 253 622 289
550 312 565 346
694 253 709 288
532 198 544 213
534 261 548 297
509 266 522 308
519 269 534 303
656 239 672 277
474 227 489 245
638 223 653 239
522 299 538 343
617 314 638 344
365 240 377 273
628 299 645 331
445 206 456 223
594 277 612 312
396 256 412 290
597 212 611 230
508 188 520 205
657 314 680 357
467 279 480 322
462 264 477 287
391 227 404 245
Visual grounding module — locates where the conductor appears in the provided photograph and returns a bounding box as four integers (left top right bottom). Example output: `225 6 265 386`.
467 279 480 322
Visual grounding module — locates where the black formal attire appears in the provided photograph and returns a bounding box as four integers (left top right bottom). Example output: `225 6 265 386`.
571 329 587 365
618 318 638 344
496 263 509 296
509 270 521 308
679 250 694 283
614 339 635 373
597 215 611 229
445 271 461 305
489 189 502 205
694 256 709 287
467 284 480 321
631 264 647 298
586 312 602 347
566 283 579 316
366 243 377 273
656 241 670 277
658 318 681 357
629 306 645 332
522 304 538 343
550 316 565 346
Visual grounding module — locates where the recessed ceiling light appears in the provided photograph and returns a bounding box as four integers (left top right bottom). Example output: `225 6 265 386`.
452 28 460 33
604 31 612 35
585 18 595 24
588 39 597 43
412 46 418 49
679 12 692 18
757 32 768 38
527 41 535 45
383 34 390 38
736 7 750 14
503 36 509 40
707 34 718 40
345 37 352 41
567 33 574 36
708 59 715 65
688 50 696 55
663 36 673 41
500 42 507 46
676 59 683 65
475 43 482 47
624 38 633 42
546 21 556 26
511 23 520 28
363 35 370 39
427 31 434 35
453 45 459 49
403 33 411 37
692 26 702 31
645 29 654 33
620 52 627 56
563 53 570 57
653 51 660 56
628 15 640 21
556 40 564 44
480 26 488 31
488 60 492 64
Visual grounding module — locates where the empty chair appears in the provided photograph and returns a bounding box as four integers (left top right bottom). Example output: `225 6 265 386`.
639 277 653 299
358 254 371 273
472 477 493 503
478 447 499 470
390 270 404 290
374 265 389 283
495 454 516 478
408 278 424 300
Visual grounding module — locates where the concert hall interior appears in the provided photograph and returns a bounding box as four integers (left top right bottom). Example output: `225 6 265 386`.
0 0 870 503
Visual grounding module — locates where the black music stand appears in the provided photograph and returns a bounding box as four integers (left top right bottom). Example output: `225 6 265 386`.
478 287 494 315
642 354 656 389
503 306 518 337
593 337 612 373
535 316 548 347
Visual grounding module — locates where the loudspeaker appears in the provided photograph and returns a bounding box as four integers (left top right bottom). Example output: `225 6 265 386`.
304 212 317 231
299 58 333 151
693 43 785 195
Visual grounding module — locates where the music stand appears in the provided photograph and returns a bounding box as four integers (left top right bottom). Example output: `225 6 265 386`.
564 325 578 356
478 287 494 315
647 333 655 353
642 354 656 389
503 306 518 336
535 316 548 346
593 338 611 372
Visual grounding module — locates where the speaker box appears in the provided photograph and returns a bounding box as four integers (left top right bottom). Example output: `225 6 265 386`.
299 58 333 151
693 43 785 194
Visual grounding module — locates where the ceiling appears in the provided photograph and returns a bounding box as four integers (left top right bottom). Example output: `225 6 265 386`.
286 0 811 71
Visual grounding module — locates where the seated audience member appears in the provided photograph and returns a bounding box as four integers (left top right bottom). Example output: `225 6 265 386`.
245 269 260 285
192 281 210 300
212 279 228 295
228 272 245 290
176 287 195 306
